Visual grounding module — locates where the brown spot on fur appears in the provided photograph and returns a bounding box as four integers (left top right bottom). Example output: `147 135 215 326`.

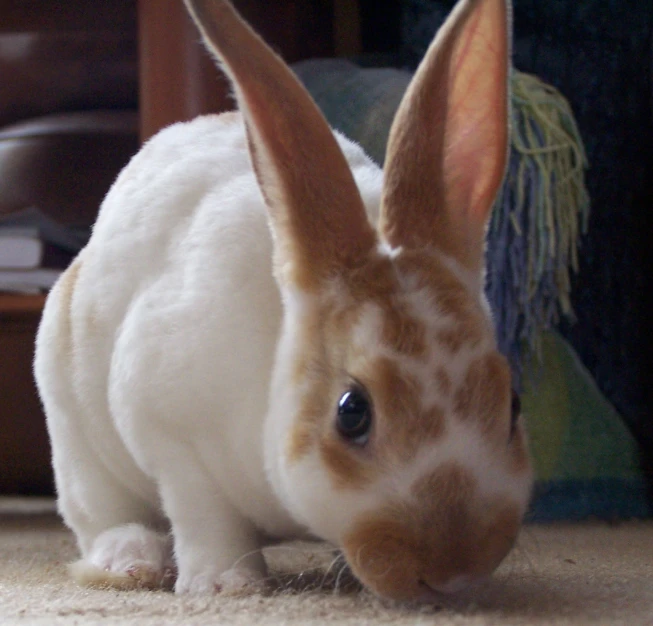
436 326 466 353
285 300 334 464
395 250 467 310
432 278 472 320
396 250 489 352
381 302 427 358
365 357 445 462
345 256 429 358
346 250 489 361
420 404 446 439
435 368 452 396
436 319 485 353
286 355 332 464
453 352 511 434
342 462 522 601
342 516 422 600
286 421 314 465
372 358 420 419
411 462 476 522
319 435 374 489
345 253 397 303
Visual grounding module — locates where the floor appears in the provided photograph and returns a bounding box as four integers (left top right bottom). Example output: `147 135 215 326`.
1 498 652 626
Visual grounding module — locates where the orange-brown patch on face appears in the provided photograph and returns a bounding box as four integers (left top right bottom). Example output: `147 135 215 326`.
286 393 325 465
381 303 427 358
395 250 469 314
435 368 452 396
285 299 338 464
284 293 371 470
453 352 511 435
436 316 486 353
372 357 421 419
435 322 481 353
341 462 523 601
345 254 428 359
411 462 476 533
318 434 376 490
284 298 379 487
345 253 397 302
395 249 489 354
361 357 445 463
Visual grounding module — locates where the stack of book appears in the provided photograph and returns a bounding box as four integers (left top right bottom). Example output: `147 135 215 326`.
0 208 90 294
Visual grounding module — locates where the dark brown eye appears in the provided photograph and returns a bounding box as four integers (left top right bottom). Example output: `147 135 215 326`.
510 389 521 440
337 386 372 446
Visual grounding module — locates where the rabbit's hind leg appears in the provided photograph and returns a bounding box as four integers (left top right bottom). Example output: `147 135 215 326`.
35 258 174 589
48 398 173 590
53 427 174 590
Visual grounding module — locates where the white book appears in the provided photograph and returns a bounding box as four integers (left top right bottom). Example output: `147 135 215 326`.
0 228 43 269
0 207 90 253
0 268 62 294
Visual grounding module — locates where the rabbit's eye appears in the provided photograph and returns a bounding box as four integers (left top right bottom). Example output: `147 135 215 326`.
510 389 521 440
337 386 372 446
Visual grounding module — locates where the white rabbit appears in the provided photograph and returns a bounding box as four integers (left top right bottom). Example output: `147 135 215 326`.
34 0 532 602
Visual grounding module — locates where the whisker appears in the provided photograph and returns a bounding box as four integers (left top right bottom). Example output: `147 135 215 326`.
334 558 357 594
229 547 266 571
319 552 345 591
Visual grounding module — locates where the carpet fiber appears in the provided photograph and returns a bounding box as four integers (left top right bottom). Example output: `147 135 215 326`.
1 498 652 625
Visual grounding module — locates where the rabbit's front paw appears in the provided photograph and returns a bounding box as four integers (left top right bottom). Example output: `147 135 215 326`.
175 566 265 595
71 524 175 590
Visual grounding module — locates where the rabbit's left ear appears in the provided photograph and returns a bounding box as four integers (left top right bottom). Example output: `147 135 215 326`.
184 0 377 291
380 0 511 274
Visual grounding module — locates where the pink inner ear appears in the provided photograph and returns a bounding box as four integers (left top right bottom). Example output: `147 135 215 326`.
379 0 509 272
444 2 509 228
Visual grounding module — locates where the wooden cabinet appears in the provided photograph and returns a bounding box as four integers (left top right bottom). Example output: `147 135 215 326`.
0 294 52 494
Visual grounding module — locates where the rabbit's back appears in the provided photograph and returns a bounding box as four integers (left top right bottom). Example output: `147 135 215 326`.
35 113 285 522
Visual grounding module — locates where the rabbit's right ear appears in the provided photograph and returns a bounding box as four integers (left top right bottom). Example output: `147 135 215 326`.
184 0 377 291
380 0 511 274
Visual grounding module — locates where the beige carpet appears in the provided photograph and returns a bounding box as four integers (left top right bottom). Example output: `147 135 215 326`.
1 498 652 625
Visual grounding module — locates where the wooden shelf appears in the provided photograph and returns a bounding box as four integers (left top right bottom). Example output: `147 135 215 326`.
0 293 47 314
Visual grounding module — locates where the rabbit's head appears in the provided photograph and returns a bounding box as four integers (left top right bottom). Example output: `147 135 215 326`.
185 0 532 602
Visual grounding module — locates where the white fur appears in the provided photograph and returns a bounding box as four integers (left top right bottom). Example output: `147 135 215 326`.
34 114 383 592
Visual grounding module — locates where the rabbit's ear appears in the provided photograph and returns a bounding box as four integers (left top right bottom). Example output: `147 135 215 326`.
380 0 510 273
184 0 377 290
